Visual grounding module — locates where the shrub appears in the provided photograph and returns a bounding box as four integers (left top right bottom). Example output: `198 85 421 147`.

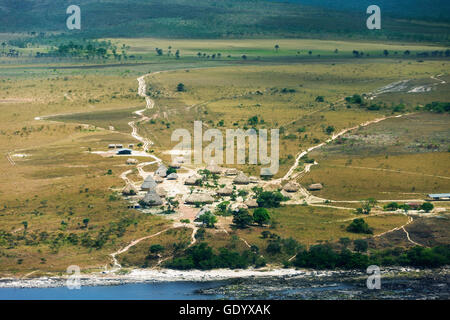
346 218 373 234
257 191 284 208
232 208 253 228
253 208 271 226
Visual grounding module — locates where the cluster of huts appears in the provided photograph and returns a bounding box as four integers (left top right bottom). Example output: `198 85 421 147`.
122 160 324 211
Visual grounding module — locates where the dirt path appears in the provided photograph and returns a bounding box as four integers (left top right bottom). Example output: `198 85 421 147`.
109 227 173 271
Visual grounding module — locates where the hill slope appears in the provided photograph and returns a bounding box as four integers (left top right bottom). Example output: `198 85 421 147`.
0 0 449 42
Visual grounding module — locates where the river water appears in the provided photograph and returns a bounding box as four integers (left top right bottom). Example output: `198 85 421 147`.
0 281 224 300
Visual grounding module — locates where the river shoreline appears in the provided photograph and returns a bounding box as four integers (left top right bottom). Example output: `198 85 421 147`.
0 266 447 289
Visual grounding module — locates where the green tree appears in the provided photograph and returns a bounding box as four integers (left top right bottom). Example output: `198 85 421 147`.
420 202 434 213
346 218 373 234
274 44 279 52
232 208 253 228
257 191 284 208
150 244 165 254
197 211 217 228
253 208 271 226
82 218 90 229
177 83 185 92
354 239 368 252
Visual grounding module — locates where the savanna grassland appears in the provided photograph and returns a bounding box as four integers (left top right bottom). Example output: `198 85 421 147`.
0 34 449 275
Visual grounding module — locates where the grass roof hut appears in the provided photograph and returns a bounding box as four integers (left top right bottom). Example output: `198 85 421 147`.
167 173 178 180
216 186 233 196
283 182 300 193
156 186 168 198
185 193 215 204
155 164 168 177
122 183 138 196
185 174 202 186
244 199 258 208
154 175 164 184
308 183 323 191
225 168 239 176
140 190 163 206
141 175 157 191
233 172 250 185
206 163 223 175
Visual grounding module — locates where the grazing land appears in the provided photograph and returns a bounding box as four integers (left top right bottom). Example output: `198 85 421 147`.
0 31 449 277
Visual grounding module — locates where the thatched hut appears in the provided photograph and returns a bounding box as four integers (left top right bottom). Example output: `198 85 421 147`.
244 199 258 208
230 202 248 212
225 168 239 176
216 187 233 196
308 183 323 191
122 183 138 196
185 174 202 186
281 190 292 199
126 158 138 165
140 190 163 206
283 182 300 193
249 176 259 183
169 162 181 169
154 175 164 184
167 173 178 180
141 175 157 191
233 172 250 185
265 183 281 192
206 163 223 175
185 193 215 204
156 186 168 198
155 164 168 177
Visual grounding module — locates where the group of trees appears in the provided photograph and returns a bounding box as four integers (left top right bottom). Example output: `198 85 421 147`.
384 202 434 213
424 102 450 113
346 218 374 235
232 207 271 229
164 242 265 270
293 243 450 270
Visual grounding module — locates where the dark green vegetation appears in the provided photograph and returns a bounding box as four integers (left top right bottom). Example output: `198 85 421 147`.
293 244 450 269
1 0 449 42
164 242 265 270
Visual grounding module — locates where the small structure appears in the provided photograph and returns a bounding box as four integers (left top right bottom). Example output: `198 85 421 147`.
116 144 123 149
185 193 215 204
141 175 157 191
234 172 250 185
155 164 168 177
185 174 202 186
206 163 223 175
141 190 163 206
156 186 168 198
167 173 178 180
265 183 281 192
108 144 116 149
406 202 421 209
117 148 132 155
169 162 181 169
216 187 233 196
281 190 292 199
122 183 138 196
244 199 258 208
225 168 239 176
249 176 259 183
126 158 138 165
128 144 134 149
230 202 248 212
428 193 450 201
283 182 300 193
154 176 164 184
308 183 323 191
